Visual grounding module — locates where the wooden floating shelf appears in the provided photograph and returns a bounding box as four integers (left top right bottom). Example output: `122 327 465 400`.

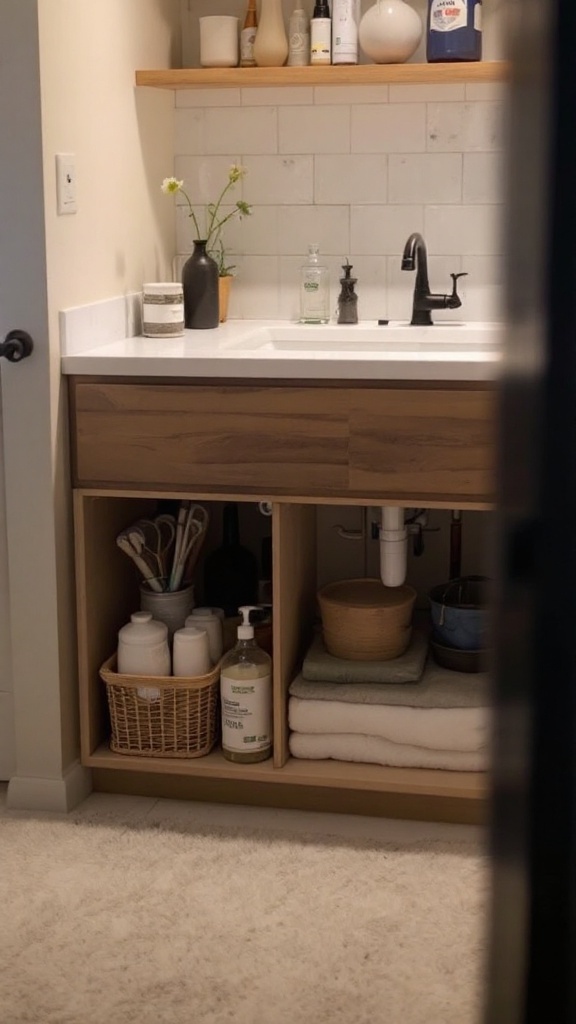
135 60 509 90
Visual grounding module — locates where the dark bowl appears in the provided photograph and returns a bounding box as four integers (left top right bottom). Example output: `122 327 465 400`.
430 636 491 674
429 575 491 650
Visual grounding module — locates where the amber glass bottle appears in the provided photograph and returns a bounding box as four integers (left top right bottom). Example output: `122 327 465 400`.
240 0 258 67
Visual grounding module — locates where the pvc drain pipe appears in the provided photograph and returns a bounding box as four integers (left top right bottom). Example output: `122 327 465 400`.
379 507 407 588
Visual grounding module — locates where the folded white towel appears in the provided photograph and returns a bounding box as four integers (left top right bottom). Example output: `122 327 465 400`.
289 695 490 753
289 732 488 772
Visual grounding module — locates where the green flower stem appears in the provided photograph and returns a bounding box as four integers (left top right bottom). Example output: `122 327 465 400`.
163 169 251 274
205 179 236 244
207 206 241 237
179 186 202 240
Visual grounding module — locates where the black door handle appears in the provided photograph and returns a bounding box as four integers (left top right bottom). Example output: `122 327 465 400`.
0 330 34 363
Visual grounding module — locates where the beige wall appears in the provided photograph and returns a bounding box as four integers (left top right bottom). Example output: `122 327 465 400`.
36 0 181 769
39 0 180 324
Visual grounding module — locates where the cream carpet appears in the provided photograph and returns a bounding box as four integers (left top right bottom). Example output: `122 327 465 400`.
0 802 488 1024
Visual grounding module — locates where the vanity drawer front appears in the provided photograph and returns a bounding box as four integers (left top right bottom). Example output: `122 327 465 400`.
71 382 350 494
71 381 496 502
349 388 496 504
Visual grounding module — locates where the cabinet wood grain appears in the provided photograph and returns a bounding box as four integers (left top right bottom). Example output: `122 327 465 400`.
71 380 497 505
135 62 509 90
349 389 496 503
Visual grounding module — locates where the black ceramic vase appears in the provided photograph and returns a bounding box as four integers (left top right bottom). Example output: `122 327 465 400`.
182 240 219 330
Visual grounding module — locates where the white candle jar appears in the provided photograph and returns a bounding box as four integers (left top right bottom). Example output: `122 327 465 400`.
142 282 185 338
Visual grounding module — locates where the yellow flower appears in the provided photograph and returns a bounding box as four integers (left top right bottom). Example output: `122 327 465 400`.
228 164 246 184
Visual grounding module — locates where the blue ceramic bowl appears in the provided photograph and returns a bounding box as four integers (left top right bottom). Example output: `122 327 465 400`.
429 576 490 651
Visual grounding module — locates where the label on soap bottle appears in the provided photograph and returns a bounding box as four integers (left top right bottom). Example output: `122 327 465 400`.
240 27 257 64
430 0 468 32
310 19 331 64
221 671 272 754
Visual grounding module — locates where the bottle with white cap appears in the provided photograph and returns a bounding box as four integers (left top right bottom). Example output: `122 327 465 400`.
117 611 171 700
219 605 272 763
117 611 171 677
186 607 224 665
172 625 211 678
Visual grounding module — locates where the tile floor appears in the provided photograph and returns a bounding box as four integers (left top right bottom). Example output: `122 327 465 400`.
0 781 486 847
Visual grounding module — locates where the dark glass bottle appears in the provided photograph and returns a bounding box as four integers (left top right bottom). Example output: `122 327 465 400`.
337 261 359 324
204 504 259 616
182 240 219 330
427 0 482 63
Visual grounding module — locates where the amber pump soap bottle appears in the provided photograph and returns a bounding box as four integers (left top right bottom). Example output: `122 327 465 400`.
220 606 272 764
240 0 258 67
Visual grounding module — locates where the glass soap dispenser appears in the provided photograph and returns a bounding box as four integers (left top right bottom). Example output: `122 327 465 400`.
300 244 330 324
220 605 272 764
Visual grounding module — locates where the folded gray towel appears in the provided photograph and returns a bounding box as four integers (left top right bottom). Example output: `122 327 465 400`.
290 656 490 709
302 629 429 684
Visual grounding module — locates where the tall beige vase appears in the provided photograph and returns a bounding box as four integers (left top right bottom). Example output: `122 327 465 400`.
253 0 289 67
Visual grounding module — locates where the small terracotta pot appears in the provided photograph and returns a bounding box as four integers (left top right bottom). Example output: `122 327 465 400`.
218 275 233 322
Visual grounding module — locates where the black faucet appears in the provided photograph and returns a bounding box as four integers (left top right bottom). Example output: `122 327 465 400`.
401 232 467 326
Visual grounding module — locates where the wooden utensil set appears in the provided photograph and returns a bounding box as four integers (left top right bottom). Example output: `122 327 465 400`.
116 502 209 593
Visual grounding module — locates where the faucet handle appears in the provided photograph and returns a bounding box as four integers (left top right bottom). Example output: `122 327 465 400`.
450 272 468 298
447 272 468 309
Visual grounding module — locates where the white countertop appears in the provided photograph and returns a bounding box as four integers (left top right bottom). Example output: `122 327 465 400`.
61 318 502 382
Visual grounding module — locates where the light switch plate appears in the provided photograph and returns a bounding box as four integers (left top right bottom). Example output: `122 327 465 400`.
56 153 77 215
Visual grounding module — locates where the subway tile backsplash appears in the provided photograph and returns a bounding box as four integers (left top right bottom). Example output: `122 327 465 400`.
173 84 506 321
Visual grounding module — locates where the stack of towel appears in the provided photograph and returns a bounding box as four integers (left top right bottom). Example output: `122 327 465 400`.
288 630 491 772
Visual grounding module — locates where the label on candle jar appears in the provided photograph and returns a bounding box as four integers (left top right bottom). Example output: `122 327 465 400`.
142 283 185 338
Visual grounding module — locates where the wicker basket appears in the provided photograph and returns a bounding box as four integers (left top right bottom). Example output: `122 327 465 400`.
99 654 220 758
318 578 417 661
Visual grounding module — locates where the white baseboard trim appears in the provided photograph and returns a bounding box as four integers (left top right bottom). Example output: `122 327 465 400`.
6 761 92 812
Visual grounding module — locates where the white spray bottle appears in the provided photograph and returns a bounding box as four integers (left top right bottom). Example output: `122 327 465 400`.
220 605 272 764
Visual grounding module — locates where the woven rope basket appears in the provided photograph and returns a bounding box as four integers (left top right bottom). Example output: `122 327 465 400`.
99 654 220 758
318 578 417 661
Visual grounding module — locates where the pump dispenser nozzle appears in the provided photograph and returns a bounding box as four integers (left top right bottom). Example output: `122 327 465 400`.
237 605 258 640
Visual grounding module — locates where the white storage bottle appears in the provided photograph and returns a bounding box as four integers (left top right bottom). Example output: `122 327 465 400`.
311 1 332 65
220 606 272 764
332 0 360 65
117 611 171 676
185 608 224 664
173 626 212 677
288 5 310 66
300 244 330 324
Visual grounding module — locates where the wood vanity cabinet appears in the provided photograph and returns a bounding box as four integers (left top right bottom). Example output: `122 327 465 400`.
69 376 497 825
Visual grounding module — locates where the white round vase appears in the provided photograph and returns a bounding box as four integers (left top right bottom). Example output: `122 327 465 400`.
359 0 423 64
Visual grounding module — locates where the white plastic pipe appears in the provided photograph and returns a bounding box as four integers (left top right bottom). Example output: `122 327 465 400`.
379 506 407 587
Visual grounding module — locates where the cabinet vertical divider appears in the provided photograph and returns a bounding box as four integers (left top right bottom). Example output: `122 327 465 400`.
272 502 318 768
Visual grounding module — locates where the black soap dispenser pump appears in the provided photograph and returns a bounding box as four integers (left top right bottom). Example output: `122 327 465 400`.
337 260 358 324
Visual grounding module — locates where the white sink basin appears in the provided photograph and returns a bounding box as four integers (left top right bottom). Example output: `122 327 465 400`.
225 321 503 354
